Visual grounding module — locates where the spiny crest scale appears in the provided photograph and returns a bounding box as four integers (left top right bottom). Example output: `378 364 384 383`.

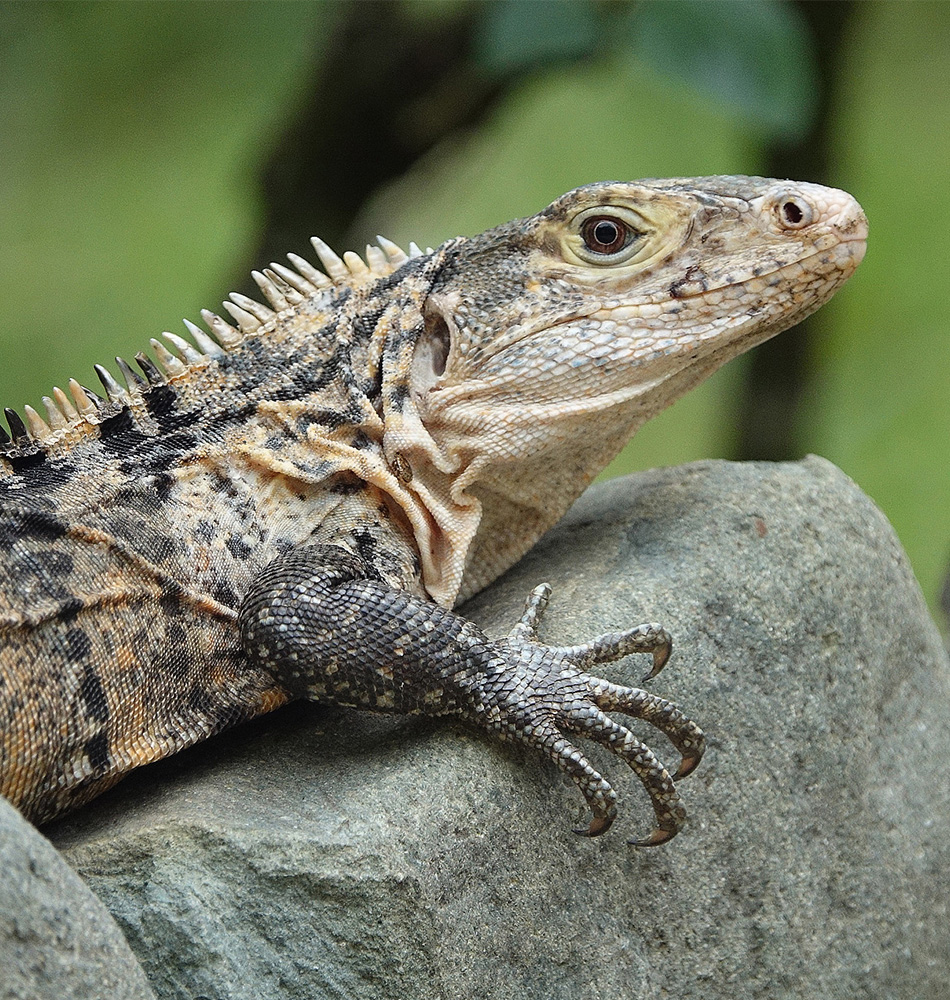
251 271 291 311
94 364 130 404
23 404 52 443
161 331 204 365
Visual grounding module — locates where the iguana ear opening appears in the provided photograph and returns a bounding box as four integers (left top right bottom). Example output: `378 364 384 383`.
410 305 451 398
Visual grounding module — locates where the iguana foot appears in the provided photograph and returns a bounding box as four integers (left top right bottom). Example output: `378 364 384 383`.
480 584 705 845
241 549 704 845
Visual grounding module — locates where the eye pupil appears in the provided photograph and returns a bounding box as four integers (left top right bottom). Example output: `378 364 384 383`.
581 216 631 255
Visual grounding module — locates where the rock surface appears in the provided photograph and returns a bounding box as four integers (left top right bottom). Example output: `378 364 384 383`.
47 458 950 1000
0 795 156 1000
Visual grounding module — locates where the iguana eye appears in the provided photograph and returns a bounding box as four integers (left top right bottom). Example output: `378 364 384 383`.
580 216 633 255
569 206 647 265
773 193 815 230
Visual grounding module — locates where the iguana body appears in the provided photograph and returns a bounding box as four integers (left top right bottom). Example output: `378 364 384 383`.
0 177 866 843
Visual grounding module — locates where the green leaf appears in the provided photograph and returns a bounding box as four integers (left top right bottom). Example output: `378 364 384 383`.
630 0 817 141
474 0 600 74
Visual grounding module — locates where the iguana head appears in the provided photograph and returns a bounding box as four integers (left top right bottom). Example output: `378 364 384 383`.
382 177 867 603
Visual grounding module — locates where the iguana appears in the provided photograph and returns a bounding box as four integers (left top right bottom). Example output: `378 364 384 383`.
0 177 866 845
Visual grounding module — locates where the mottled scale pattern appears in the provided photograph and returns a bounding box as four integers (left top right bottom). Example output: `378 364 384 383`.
0 249 440 821
0 177 866 840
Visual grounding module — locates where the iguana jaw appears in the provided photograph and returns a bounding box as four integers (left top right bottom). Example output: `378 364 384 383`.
387 177 867 605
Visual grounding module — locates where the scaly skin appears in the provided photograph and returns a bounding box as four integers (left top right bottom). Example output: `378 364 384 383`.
0 177 867 842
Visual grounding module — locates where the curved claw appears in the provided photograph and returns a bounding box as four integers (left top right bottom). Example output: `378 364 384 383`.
675 748 703 779
488 585 702 846
641 637 672 683
628 825 677 848
591 683 704 778
574 812 615 838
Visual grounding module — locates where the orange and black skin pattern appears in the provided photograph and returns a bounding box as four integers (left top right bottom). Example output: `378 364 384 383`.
0 177 867 843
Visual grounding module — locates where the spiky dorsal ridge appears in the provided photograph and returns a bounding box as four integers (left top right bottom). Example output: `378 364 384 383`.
0 235 423 458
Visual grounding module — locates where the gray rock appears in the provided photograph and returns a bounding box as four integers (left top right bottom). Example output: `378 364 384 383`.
49 458 950 1000
0 795 156 1000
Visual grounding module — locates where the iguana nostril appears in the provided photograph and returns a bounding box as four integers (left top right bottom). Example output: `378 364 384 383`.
783 201 804 224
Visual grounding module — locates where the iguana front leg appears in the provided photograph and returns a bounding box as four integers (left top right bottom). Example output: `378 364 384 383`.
239 545 705 845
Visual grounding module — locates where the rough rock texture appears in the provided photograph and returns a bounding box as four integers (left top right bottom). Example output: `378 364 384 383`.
47 458 950 1000
0 795 156 1000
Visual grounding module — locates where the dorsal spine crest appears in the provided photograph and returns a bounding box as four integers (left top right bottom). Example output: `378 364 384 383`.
0 235 415 464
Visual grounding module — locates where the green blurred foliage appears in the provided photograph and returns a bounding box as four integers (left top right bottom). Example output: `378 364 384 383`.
0 1 330 403
0 1 948 615
473 0 817 142
803 2 950 612
632 0 817 138
474 0 601 71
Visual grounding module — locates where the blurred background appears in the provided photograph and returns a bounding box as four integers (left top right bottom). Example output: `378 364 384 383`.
1 1 948 622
